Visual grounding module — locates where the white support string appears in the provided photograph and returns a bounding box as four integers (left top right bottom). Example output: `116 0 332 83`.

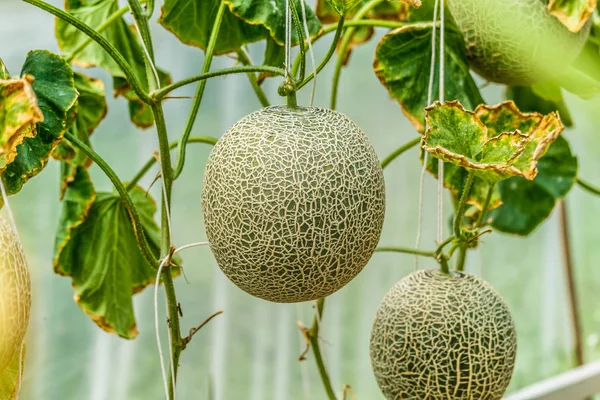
414 0 440 271
299 0 317 106
284 0 292 78
155 241 210 400
437 0 446 244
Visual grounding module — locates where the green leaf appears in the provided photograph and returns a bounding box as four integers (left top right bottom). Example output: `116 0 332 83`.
0 76 43 170
56 0 171 128
374 23 483 132
53 168 166 339
0 59 9 79
54 73 106 167
56 0 145 80
488 136 578 235
258 38 285 85
1 50 77 195
424 155 502 211
113 68 170 129
324 0 363 15
226 0 322 44
548 0 597 32
506 84 573 127
0 344 25 400
315 0 411 23
423 101 564 183
159 0 322 54
53 72 107 198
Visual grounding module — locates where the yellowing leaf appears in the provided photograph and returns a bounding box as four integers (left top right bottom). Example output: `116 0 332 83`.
423 100 564 183
374 24 483 133
0 344 25 400
548 0 597 32
0 76 43 170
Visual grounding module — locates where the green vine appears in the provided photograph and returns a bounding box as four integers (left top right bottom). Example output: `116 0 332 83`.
173 0 225 180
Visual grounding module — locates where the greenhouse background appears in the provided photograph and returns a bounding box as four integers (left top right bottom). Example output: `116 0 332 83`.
2 0 600 398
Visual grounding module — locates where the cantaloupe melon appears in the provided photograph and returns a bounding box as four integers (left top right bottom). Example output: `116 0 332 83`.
0 216 31 373
201 105 386 303
370 269 517 400
447 0 591 85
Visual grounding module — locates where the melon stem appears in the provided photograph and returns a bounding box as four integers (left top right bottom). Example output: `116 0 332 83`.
286 90 298 110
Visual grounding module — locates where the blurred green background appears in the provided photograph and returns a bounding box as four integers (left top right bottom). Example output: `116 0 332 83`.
2 0 600 399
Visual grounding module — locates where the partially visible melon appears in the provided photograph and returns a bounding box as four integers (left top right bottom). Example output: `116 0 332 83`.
448 0 591 85
0 216 31 373
202 105 386 303
370 269 517 400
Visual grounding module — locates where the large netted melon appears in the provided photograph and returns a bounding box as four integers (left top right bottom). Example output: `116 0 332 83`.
0 216 31 373
447 0 591 85
370 269 517 400
202 105 386 303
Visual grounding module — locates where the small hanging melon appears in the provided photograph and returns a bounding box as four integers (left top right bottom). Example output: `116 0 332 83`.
447 0 590 85
370 269 517 400
202 105 386 303
0 216 31 372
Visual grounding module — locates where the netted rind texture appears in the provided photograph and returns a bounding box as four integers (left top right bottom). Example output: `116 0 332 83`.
448 0 590 85
0 216 31 372
370 269 517 400
202 106 386 303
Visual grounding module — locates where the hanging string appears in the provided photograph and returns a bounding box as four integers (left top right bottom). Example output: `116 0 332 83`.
437 0 446 244
154 241 210 400
414 0 440 271
284 0 292 79
299 0 317 106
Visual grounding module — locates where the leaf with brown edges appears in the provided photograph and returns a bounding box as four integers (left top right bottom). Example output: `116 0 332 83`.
548 0 597 32
423 100 564 183
0 76 43 170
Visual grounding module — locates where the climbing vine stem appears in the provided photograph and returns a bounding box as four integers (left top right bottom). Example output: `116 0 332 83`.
23 0 151 104
454 171 475 239
63 132 157 268
172 0 226 180
577 177 600 197
308 298 337 400
127 136 218 191
330 0 385 109
380 137 421 169
475 183 495 229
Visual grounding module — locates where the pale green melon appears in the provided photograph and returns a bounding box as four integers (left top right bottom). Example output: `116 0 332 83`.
201 105 386 303
370 269 517 400
448 0 591 85
0 216 31 373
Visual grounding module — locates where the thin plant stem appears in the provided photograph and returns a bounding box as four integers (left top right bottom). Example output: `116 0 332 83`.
292 18 403 79
558 201 585 368
64 3 132 63
23 0 151 104
63 132 157 267
475 183 495 229
127 0 155 61
150 101 184 399
453 171 474 239
577 177 600 196
330 0 385 109
127 136 218 191
308 298 337 400
153 66 286 101
296 16 345 91
455 245 467 271
236 49 272 107
172 0 226 180
375 246 436 258
288 0 306 82
380 137 421 169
